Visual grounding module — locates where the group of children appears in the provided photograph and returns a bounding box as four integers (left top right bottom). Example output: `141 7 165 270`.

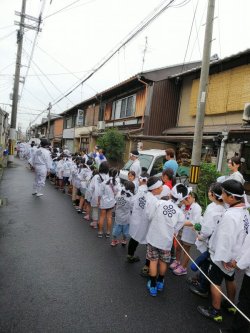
28 149 250 332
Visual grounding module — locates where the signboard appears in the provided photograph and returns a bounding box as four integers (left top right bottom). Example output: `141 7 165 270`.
76 109 84 126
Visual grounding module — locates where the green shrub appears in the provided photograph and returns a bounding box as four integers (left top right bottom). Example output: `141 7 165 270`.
196 162 221 212
97 128 125 164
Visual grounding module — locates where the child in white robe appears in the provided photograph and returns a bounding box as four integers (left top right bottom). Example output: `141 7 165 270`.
97 167 119 237
198 179 250 323
171 191 202 276
88 161 109 229
145 180 187 296
111 181 135 247
127 172 149 265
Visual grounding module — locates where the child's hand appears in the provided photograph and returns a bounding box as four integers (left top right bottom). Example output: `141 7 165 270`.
223 261 236 271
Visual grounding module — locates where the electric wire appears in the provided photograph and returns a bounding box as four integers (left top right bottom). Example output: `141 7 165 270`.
51 0 178 107
22 48 74 108
26 38 97 93
180 0 199 74
0 30 16 42
43 0 94 20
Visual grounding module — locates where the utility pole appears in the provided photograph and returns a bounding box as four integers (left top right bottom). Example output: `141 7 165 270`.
47 102 52 141
8 0 42 162
189 0 216 189
8 0 26 162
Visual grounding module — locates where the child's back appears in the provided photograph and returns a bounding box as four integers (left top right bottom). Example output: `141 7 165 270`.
146 199 185 251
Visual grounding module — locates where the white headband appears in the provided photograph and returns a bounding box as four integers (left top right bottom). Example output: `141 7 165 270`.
139 176 148 181
130 153 139 158
148 180 162 191
222 189 245 198
124 189 133 196
170 186 192 204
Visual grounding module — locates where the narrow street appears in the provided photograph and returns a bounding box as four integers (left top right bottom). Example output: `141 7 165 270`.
0 159 231 333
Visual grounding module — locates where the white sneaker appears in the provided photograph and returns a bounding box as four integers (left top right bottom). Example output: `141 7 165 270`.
36 193 43 197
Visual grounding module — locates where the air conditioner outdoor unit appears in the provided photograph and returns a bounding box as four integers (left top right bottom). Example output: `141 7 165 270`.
97 121 105 130
243 103 250 123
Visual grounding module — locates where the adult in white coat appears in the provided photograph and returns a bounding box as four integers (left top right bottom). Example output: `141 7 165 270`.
129 150 141 188
31 139 52 197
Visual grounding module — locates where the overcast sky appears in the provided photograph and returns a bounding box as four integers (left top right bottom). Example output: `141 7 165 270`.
0 0 250 131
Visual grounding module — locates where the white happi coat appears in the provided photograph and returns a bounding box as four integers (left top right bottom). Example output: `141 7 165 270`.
181 202 202 245
236 232 250 277
115 191 134 225
146 199 185 251
28 145 37 165
209 205 250 275
78 168 92 191
56 159 64 180
129 186 152 244
32 147 52 189
195 202 225 253
99 180 119 209
228 171 245 185
89 173 109 207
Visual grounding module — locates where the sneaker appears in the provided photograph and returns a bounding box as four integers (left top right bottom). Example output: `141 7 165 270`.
77 209 82 214
189 285 209 298
84 215 90 221
186 276 199 286
36 193 43 197
169 260 180 270
105 233 111 238
126 255 140 263
90 221 97 229
221 300 237 315
110 240 119 247
32 192 37 195
173 265 187 276
147 280 157 297
97 232 103 238
140 265 149 277
156 280 164 291
197 305 223 323
121 240 127 246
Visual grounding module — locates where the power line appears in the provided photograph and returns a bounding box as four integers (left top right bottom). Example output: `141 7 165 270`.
43 0 95 20
25 36 98 93
51 0 178 107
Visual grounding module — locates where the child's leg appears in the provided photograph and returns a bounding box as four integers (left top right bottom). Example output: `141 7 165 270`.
78 197 85 211
98 209 106 234
127 238 139 256
225 280 236 303
111 223 120 246
72 186 77 202
84 202 90 220
158 260 167 281
181 243 191 269
175 241 182 263
149 259 158 286
106 209 112 235
121 224 129 245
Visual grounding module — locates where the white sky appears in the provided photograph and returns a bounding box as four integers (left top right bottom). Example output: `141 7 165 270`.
0 0 250 131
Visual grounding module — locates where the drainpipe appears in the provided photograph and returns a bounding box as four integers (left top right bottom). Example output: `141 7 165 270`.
217 131 228 172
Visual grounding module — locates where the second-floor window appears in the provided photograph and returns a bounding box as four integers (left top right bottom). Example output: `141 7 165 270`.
112 94 136 120
66 117 72 128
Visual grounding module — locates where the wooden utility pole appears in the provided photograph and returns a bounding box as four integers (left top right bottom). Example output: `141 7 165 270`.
8 0 42 162
189 0 216 188
9 0 26 162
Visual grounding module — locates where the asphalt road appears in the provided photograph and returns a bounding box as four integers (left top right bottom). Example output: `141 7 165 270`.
0 158 238 333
